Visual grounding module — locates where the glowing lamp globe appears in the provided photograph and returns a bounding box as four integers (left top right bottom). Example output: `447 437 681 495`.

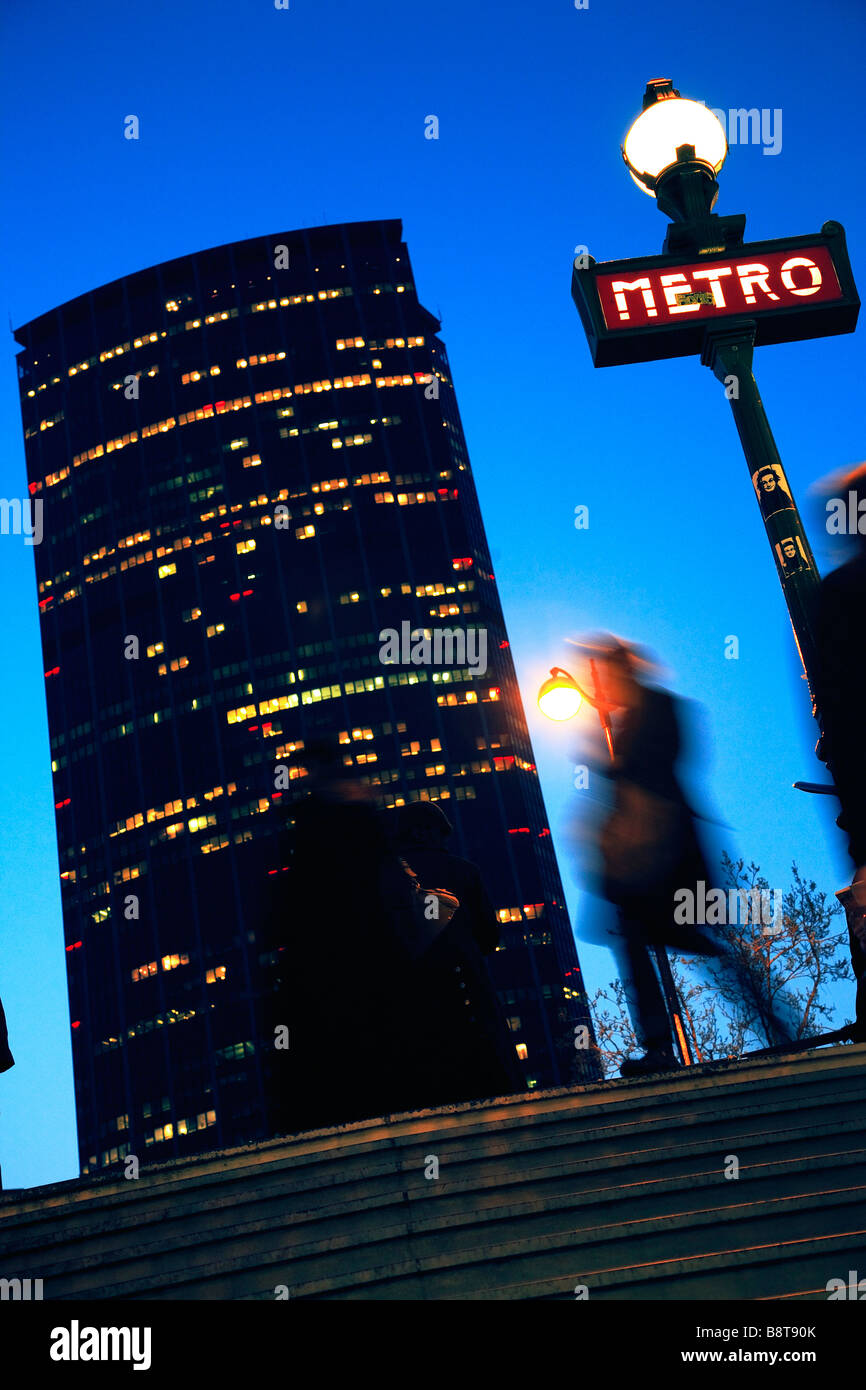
537 671 583 722
623 88 727 197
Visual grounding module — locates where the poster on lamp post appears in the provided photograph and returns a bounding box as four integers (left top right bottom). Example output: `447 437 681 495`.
572 222 859 367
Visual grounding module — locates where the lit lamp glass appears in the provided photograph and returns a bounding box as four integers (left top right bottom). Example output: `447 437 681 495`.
537 670 583 722
623 95 727 197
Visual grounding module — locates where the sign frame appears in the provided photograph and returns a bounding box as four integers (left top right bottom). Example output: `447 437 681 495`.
571 220 859 367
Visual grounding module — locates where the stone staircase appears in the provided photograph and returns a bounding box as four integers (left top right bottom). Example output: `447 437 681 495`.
1 1043 864 1300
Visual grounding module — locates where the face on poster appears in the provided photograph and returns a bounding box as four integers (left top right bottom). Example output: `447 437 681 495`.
752 464 794 518
775 534 811 574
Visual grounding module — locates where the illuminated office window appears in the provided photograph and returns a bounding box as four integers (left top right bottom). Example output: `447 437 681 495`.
161 953 189 972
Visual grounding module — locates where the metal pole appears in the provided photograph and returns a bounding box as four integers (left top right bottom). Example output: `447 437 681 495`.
701 322 822 702
653 945 693 1066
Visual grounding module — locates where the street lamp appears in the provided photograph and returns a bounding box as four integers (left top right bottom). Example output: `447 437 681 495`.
611 78 836 689
537 668 583 722
622 79 727 227
537 659 616 758
568 79 859 1071
621 79 746 255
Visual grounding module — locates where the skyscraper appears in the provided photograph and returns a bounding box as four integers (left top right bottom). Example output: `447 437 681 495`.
15 220 599 1176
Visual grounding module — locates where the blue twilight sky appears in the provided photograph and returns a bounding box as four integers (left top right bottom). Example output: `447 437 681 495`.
1 0 864 1189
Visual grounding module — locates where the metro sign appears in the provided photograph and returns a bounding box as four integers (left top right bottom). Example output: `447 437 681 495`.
572 222 859 367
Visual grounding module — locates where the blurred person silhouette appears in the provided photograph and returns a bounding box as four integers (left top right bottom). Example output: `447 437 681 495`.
569 636 795 1077
811 461 866 1039
395 800 526 1105
591 639 717 1075
262 738 425 1133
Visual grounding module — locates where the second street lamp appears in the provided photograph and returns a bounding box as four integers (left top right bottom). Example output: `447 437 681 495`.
537 668 584 724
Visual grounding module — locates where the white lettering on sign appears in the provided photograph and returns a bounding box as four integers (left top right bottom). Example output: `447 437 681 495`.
660 273 702 314
780 256 822 296
595 244 841 331
736 264 780 304
611 277 658 321
692 265 733 307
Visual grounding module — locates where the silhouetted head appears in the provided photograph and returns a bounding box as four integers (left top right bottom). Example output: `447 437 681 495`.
301 736 343 778
576 633 655 711
397 799 453 848
296 736 371 805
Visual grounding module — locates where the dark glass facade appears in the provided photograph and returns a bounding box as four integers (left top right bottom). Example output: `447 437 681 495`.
15 220 599 1176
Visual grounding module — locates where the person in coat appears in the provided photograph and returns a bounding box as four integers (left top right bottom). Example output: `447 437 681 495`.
395 800 526 1107
811 461 866 1039
590 638 795 1076
261 740 420 1134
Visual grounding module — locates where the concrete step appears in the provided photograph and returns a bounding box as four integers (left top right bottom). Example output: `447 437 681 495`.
1 1043 863 1300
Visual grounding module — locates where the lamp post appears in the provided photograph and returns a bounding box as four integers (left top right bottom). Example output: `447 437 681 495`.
580 78 857 705
537 663 613 757
621 79 741 253
538 658 695 1067
563 86 859 1067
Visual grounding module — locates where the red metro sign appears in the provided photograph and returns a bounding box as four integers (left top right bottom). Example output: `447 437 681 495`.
572 222 859 367
598 245 839 328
